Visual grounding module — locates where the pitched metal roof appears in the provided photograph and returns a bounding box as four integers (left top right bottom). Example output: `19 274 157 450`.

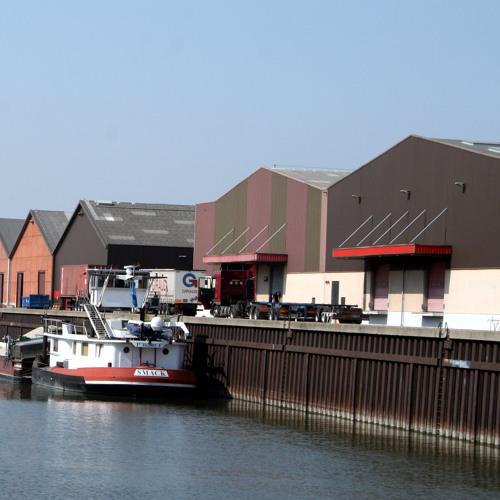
81 200 195 248
266 167 351 189
31 210 72 253
0 218 24 255
427 137 500 159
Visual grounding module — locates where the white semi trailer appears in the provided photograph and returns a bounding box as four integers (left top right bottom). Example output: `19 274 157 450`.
86 267 204 315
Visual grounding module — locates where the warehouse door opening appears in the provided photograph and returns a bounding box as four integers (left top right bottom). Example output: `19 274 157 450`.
269 264 285 300
16 273 24 307
372 263 389 310
425 260 445 312
38 271 46 295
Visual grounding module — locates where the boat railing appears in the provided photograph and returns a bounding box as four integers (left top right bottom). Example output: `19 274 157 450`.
43 318 88 337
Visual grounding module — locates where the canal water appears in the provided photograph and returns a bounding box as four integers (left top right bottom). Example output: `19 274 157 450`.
1 381 499 499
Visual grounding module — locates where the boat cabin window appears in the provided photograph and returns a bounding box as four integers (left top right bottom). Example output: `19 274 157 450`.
96 345 102 357
82 343 89 356
72 342 77 355
52 339 58 353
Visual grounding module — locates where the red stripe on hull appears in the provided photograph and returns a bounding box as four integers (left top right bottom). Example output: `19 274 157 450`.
50 366 197 387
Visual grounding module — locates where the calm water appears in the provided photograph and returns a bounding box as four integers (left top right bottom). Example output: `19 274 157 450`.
0 381 499 499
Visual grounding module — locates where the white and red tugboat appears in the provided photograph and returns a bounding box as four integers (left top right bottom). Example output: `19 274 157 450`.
32 303 196 395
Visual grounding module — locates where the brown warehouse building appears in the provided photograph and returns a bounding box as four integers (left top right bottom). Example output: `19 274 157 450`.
328 135 500 330
194 136 500 331
194 166 350 302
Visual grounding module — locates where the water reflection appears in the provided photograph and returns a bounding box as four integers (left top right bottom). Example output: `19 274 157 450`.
0 378 32 400
0 380 499 499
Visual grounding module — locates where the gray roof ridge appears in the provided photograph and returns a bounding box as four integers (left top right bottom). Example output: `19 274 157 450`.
424 136 500 160
82 199 195 248
263 166 350 190
0 218 24 255
30 209 70 254
86 200 194 210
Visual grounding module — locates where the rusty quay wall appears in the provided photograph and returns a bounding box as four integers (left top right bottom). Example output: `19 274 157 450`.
184 317 500 446
2 309 500 446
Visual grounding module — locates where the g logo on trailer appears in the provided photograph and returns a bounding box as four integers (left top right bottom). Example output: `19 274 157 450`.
182 273 197 288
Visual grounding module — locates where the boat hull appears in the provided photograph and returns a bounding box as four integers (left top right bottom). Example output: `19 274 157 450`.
0 356 32 380
32 366 197 395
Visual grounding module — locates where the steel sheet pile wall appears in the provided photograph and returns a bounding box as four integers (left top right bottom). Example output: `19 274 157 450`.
186 319 500 445
2 310 499 445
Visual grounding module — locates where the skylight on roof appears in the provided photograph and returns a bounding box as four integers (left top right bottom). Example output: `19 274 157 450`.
109 235 135 241
132 210 157 217
143 229 169 234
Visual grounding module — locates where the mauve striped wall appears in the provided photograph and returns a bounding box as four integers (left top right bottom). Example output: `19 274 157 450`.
194 168 323 273
194 202 215 271
247 169 273 252
286 178 307 272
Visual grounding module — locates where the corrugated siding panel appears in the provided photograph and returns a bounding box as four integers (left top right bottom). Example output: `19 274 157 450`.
269 173 287 254
304 187 321 271
246 169 272 252
214 181 248 251
286 180 307 272
193 202 215 270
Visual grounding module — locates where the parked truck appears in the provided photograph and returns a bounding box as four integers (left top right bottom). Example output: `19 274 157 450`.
197 269 364 323
146 270 205 315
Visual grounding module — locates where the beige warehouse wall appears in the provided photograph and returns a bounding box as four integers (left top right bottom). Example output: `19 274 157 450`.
283 272 364 305
446 269 500 314
388 270 425 312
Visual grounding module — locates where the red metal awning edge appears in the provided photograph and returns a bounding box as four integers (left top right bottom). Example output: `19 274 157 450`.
332 244 452 258
203 253 288 264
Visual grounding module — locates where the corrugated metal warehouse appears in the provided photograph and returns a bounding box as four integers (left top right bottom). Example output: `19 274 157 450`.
328 135 500 329
53 200 196 298
194 166 349 302
194 137 500 330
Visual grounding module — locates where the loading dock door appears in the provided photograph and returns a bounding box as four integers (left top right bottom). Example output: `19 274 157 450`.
373 263 389 310
331 281 339 305
426 261 445 312
270 264 284 297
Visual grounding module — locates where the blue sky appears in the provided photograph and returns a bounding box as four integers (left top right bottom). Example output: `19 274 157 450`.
0 1 498 217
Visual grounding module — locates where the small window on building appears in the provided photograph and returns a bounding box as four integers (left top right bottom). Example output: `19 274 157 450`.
81 343 89 356
52 339 58 353
0 273 4 304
